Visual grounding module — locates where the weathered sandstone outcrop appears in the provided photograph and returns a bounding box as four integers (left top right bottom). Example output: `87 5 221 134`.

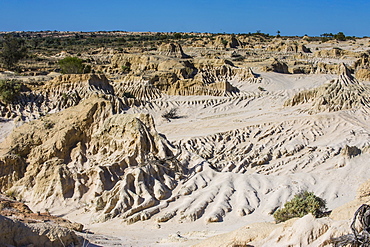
0 73 117 121
267 42 310 53
0 215 81 247
111 56 258 97
158 43 190 58
0 95 183 223
0 192 82 247
285 64 370 113
212 35 243 49
114 79 164 100
355 68 370 81
314 47 358 58
261 58 289 73
314 62 345 74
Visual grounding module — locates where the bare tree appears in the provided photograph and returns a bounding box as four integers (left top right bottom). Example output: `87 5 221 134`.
331 204 370 246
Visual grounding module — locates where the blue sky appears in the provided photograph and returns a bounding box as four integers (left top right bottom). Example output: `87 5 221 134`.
1 0 369 36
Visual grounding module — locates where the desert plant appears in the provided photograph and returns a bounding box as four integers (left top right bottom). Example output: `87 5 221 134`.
43 119 54 129
334 32 346 41
58 56 90 74
0 79 23 104
123 92 135 99
162 108 180 120
0 35 27 70
273 191 326 223
173 33 182 39
221 39 228 47
121 65 131 73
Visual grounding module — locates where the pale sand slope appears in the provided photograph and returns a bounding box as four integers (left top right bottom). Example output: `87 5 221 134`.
0 120 14 143
194 179 370 247
2 72 370 246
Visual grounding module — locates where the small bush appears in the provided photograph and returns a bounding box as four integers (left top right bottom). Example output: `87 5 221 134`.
173 33 182 39
162 108 180 120
43 120 54 129
0 79 23 103
123 92 135 99
58 56 90 74
0 35 27 70
121 65 131 73
221 39 228 47
273 191 326 223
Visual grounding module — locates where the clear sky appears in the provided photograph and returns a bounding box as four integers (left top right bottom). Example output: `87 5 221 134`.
1 0 369 36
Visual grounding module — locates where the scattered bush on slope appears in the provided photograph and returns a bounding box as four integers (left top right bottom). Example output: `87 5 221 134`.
273 191 326 223
0 79 23 104
58 56 91 74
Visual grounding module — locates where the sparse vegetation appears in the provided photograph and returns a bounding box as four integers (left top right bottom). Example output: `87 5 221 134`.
123 92 135 99
273 191 326 223
43 119 55 129
221 39 228 47
121 65 131 73
0 34 27 70
334 32 346 41
0 79 23 104
58 56 91 74
162 108 180 120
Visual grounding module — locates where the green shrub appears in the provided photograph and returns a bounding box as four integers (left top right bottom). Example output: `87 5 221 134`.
273 191 326 223
0 35 27 70
123 92 135 99
0 79 23 103
334 32 346 41
121 65 131 73
58 56 90 74
221 39 228 47
173 33 182 39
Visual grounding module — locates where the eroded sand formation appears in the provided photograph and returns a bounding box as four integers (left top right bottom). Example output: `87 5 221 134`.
0 34 370 246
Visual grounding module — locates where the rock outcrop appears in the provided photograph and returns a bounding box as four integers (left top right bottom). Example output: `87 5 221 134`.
0 193 83 247
212 35 243 49
110 54 254 98
261 58 289 73
314 47 359 59
158 43 190 58
267 42 310 53
114 79 163 101
0 73 117 121
285 64 370 113
0 95 183 223
0 215 81 247
355 68 370 81
353 53 370 70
